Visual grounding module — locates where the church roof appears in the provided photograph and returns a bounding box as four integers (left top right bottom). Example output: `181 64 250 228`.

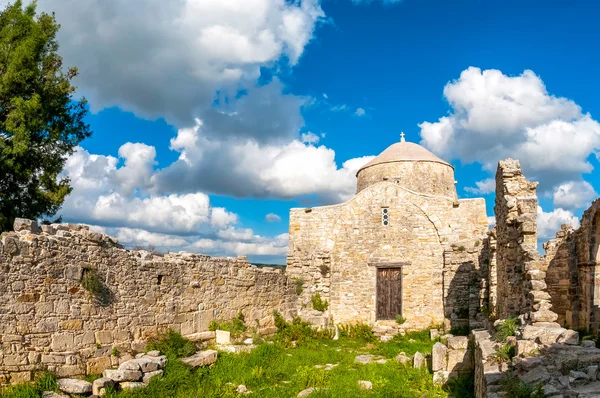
357 139 452 175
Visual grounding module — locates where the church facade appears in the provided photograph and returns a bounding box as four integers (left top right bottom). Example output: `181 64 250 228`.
286 137 490 330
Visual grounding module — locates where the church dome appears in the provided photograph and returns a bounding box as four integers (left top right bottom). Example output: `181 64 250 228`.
355 135 456 197
357 141 452 175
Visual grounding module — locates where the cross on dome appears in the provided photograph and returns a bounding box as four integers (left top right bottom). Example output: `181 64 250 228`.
400 132 406 142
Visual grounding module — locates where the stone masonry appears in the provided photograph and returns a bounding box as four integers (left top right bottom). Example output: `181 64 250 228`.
0 220 296 383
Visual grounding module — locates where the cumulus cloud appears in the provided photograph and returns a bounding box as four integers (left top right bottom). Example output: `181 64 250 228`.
553 180 598 210
151 120 375 204
30 0 324 126
265 213 282 222
419 67 600 192
537 206 580 241
465 178 495 195
58 146 287 260
355 107 366 117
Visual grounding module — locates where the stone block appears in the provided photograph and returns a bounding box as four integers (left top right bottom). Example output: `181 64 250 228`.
54 365 84 377
120 382 145 390
143 370 163 384
432 343 448 372
447 349 472 372
13 218 39 233
51 334 75 351
86 356 111 374
60 319 83 330
181 350 218 367
95 330 113 345
102 369 142 382
413 351 426 369
57 378 92 394
216 330 231 345
10 371 32 384
92 377 114 396
186 331 216 342
447 336 469 350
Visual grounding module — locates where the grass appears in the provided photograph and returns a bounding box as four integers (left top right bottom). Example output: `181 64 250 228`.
209 312 247 338
495 317 519 342
2 327 462 398
311 293 328 312
0 372 56 398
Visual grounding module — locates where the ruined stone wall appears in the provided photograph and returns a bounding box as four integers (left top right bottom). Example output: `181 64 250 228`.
494 159 556 324
356 161 457 198
0 220 296 384
288 181 488 329
543 198 600 330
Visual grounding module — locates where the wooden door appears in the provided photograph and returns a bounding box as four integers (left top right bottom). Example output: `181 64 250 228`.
377 268 403 320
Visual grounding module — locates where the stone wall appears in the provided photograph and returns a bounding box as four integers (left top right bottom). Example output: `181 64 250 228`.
494 159 557 324
544 198 600 330
0 219 296 384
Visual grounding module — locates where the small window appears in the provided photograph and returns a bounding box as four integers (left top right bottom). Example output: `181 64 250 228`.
381 208 389 226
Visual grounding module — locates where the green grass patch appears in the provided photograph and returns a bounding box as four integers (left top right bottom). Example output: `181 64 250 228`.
146 329 196 359
0 372 56 398
209 312 247 338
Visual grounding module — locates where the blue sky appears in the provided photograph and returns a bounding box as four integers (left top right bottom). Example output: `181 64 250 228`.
16 0 600 263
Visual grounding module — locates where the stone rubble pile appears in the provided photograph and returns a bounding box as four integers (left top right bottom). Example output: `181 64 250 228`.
473 322 600 398
431 334 474 386
50 350 167 397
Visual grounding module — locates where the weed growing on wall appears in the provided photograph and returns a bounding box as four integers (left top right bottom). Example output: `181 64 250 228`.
495 317 519 342
310 293 328 312
395 315 407 325
209 312 247 338
294 278 304 295
146 330 196 359
81 267 113 306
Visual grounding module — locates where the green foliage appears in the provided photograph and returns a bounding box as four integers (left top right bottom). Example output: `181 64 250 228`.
272 311 333 347
0 1 91 232
295 365 330 389
81 267 112 306
376 330 435 358
337 324 376 342
446 370 475 398
494 344 516 363
111 347 120 357
294 278 304 295
395 315 407 325
311 293 328 312
501 373 545 398
84 373 102 383
208 312 247 338
0 371 56 397
318 264 330 276
495 317 519 342
6 331 447 398
146 329 196 359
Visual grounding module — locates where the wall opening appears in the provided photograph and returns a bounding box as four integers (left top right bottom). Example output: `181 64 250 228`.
593 210 600 264
376 268 402 320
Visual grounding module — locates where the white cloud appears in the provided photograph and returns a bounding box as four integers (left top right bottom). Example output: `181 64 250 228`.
152 120 376 204
32 0 324 126
355 107 366 117
300 132 320 144
487 216 496 229
322 93 328 99
537 205 580 241
419 67 600 192
465 178 495 195
265 213 282 222
553 180 597 210
331 104 347 112
211 207 239 228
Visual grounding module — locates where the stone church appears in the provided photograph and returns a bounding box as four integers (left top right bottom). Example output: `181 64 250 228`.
286 135 490 330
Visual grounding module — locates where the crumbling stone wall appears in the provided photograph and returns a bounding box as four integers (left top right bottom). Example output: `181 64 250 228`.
0 220 296 384
494 159 556 324
544 198 600 330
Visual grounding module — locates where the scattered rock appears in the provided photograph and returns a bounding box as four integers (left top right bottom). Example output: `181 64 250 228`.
408 338 416 343
102 369 142 382
380 335 393 342
236 384 248 394
570 370 588 382
92 377 114 396
354 355 373 365
42 392 69 398
395 352 411 365
588 365 599 380
298 387 315 397
181 350 218 367
57 378 93 395
143 370 164 384
447 336 468 350
186 331 216 342
243 338 254 345
146 350 161 357
582 340 596 348
520 366 551 385
433 371 449 386
430 329 440 340
413 352 426 369
358 380 372 390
